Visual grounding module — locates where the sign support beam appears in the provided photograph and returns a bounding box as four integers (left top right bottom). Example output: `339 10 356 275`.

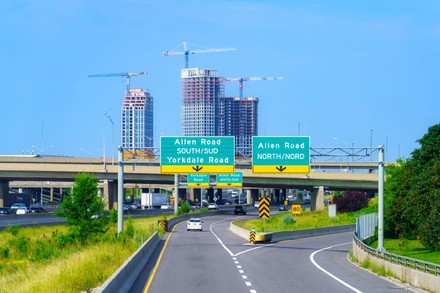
117 146 124 234
377 145 385 251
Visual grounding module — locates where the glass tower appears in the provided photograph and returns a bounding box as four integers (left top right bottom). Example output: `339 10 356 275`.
121 88 153 150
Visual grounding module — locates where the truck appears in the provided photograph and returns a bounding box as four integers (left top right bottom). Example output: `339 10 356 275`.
141 192 168 209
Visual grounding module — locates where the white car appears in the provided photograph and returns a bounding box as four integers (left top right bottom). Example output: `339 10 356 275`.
254 201 259 208
15 207 28 215
187 218 203 231
160 203 172 210
208 202 218 210
11 203 28 214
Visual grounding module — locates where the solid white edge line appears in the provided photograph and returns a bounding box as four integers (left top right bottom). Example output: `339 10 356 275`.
309 242 364 293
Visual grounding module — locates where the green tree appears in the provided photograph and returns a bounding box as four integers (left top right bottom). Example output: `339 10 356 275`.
408 124 440 249
57 173 109 243
385 123 440 250
384 159 415 238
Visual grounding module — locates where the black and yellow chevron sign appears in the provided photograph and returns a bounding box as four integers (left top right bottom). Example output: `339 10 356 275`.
258 198 270 218
158 220 168 232
249 230 256 243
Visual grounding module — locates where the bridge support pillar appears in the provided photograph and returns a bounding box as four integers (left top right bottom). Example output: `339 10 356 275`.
250 189 259 204
178 188 186 203
216 189 223 203
50 188 54 202
189 189 195 202
192 189 202 206
281 189 287 201
206 188 214 202
0 180 9 207
103 180 118 210
274 189 280 202
311 186 325 211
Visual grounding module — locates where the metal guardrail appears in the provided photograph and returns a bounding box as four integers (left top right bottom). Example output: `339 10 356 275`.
353 232 440 276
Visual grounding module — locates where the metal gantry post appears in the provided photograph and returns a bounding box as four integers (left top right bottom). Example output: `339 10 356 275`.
174 174 179 214
377 145 385 251
118 146 124 233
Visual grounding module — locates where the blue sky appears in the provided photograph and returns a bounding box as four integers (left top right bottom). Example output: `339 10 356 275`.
1 0 438 162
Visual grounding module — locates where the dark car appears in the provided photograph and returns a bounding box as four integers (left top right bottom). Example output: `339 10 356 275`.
234 205 247 215
29 207 47 213
278 205 286 211
0 207 12 215
303 199 311 204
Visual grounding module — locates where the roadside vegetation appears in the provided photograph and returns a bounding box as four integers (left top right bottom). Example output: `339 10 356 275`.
0 173 167 292
383 123 440 251
368 238 440 265
235 197 377 232
0 217 165 292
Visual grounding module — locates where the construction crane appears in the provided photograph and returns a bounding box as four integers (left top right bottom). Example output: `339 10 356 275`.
88 72 148 93
221 76 284 98
162 42 236 69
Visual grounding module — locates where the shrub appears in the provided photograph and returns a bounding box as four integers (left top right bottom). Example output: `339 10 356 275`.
125 215 134 238
282 214 295 225
333 190 369 213
110 208 118 223
6 225 21 236
0 247 9 259
10 235 29 255
33 240 58 261
177 201 191 215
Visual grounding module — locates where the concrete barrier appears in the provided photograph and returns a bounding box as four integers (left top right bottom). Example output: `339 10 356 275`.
230 221 355 243
352 236 440 293
98 232 160 293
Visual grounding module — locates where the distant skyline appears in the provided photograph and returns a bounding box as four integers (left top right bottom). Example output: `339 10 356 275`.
1 1 438 162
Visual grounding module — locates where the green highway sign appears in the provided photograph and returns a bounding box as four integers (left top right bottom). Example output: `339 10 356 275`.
187 174 210 187
252 136 310 174
216 172 242 187
160 136 235 174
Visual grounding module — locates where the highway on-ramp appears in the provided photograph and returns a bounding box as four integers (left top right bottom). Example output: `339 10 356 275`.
132 213 420 293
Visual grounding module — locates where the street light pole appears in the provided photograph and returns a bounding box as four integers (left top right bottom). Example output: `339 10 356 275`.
370 129 373 161
106 115 115 165
104 108 111 170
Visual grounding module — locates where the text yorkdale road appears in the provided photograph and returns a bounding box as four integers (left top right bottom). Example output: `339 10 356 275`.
160 136 235 174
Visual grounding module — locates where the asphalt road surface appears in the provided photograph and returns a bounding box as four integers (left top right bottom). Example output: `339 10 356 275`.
132 214 421 293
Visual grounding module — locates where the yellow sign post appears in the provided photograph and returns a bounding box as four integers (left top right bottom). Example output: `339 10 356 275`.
291 204 301 216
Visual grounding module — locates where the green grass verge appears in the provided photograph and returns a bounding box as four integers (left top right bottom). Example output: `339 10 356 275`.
369 238 440 265
234 208 357 232
0 217 166 293
235 197 379 233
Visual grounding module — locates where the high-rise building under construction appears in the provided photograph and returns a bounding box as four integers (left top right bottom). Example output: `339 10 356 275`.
221 96 258 157
181 68 258 156
181 68 224 136
121 88 153 151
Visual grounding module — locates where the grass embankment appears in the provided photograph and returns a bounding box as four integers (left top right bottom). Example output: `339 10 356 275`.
235 208 356 232
0 216 165 293
369 238 440 265
236 198 379 233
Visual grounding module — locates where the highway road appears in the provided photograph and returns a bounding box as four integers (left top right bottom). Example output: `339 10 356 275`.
132 213 420 293
0 208 175 230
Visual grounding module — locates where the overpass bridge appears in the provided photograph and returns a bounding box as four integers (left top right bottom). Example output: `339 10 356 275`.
0 155 384 210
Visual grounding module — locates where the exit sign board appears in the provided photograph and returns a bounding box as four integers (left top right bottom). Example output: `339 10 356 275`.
216 172 242 187
187 174 210 187
160 136 235 174
252 136 310 174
